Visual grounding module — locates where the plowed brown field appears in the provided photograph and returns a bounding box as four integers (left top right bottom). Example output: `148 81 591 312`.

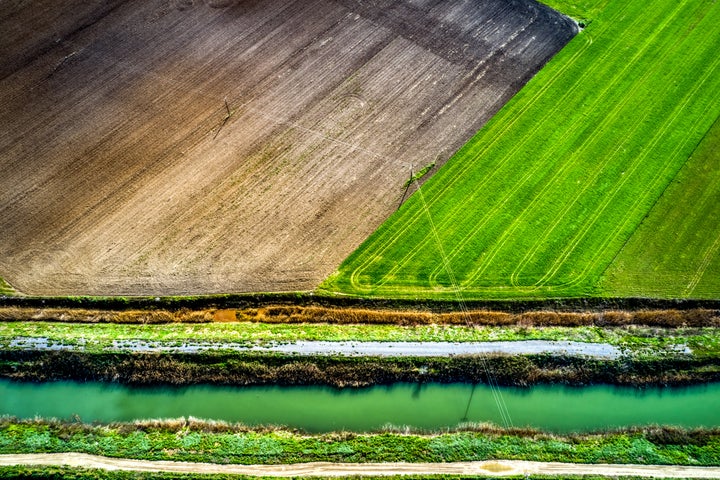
0 0 576 295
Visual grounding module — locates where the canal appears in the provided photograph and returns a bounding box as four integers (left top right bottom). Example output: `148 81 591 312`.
2 380 718 433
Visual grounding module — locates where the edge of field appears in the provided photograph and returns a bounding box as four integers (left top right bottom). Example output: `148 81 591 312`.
1 0 717 304
318 0 720 301
2 291 720 313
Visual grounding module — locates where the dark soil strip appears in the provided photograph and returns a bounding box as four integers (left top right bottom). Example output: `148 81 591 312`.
2 293 720 315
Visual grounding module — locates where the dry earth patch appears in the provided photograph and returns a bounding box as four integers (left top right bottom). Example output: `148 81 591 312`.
0 0 576 295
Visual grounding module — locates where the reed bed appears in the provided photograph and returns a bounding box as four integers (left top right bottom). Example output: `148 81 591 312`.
2 416 720 467
2 351 718 387
1 306 717 328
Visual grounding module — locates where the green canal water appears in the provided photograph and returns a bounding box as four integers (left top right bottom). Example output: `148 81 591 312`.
1 380 719 433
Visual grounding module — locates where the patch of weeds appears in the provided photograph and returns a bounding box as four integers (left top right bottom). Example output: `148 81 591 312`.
403 162 435 189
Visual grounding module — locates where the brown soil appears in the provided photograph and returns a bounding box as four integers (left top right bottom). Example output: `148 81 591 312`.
2 454 720 478
0 0 576 296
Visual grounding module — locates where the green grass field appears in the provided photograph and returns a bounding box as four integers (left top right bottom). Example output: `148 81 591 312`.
320 0 720 300
599 116 720 298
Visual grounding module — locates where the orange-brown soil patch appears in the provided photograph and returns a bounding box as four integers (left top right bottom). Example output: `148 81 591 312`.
0 0 576 295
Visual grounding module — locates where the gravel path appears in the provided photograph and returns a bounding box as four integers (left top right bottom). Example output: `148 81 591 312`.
2 454 719 478
7 338 623 358
247 340 622 358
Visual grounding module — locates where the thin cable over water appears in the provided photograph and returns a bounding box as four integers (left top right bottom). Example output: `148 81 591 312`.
412 170 513 429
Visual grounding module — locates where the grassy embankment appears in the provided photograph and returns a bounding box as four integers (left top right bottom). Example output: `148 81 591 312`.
0 469 261 480
0 470 688 480
320 0 720 300
2 306 718 385
4 350 720 387
1 320 720 358
1 305 719 356
1 419 719 467
3 305 718 327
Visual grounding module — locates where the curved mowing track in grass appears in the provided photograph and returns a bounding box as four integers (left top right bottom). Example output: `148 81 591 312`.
322 0 720 300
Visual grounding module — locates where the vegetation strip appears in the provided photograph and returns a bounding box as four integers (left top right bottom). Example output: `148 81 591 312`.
4 295 720 315
2 306 718 327
1 419 720 467
2 351 718 387
0 469 695 480
2 454 720 478
0 279 13 296
3 319 719 359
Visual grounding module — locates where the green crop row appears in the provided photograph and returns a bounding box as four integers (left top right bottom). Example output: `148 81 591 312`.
320 0 720 301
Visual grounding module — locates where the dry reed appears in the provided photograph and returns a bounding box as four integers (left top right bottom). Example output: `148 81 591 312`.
0 306 717 327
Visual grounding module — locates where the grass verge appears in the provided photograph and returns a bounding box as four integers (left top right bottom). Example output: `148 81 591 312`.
0 467 260 480
0 467 689 480
1 418 719 466
1 321 720 358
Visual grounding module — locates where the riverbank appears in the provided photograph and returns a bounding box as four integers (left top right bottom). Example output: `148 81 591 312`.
1 418 719 466
4 318 719 385
2 350 719 387
1 310 719 390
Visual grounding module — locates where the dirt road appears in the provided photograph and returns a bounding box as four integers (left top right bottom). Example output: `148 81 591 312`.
1 453 719 478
